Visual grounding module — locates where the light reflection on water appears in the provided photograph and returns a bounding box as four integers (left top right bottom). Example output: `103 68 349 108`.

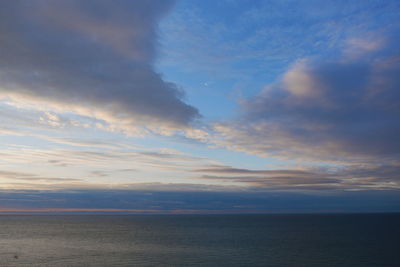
0 214 399 266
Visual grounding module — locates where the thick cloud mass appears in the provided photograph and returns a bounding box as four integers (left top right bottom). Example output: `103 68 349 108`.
0 0 198 134
214 36 400 161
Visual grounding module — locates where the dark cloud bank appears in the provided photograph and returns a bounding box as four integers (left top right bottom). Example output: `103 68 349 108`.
207 32 400 196
214 35 400 161
0 0 198 133
1 190 400 214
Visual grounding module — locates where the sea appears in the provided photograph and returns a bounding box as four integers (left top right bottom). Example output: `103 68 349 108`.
0 213 399 266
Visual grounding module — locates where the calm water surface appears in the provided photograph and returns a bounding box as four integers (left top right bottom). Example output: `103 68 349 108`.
0 214 399 266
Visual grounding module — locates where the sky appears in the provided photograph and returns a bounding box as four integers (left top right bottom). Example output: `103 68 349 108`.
1 0 400 214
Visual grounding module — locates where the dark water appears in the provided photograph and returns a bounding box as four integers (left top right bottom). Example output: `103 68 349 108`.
0 214 399 266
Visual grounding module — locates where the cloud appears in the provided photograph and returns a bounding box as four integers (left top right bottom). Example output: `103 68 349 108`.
191 163 400 191
0 0 199 135
193 165 317 176
2 135 398 192
0 143 222 191
0 146 211 170
211 34 400 162
1 143 399 191
0 170 82 183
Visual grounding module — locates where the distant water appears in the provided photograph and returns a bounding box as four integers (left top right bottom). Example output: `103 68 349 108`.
0 214 399 266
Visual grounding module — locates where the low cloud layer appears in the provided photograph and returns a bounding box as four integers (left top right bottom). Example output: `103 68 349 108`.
192 163 400 191
212 34 400 162
0 0 199 135
1 128 399 192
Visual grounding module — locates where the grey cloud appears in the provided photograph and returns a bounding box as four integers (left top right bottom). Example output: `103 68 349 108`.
90 170 108 177
213 34 400 161
191 163 400 191
193 165 317 176
199 175 341 187
0 170 81 182
339 163 400 183
0 180 242 192
119 169 138 172
0 0 199 134
193 165 342 190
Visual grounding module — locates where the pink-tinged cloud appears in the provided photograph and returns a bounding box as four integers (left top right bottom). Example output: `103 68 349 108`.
211 36 400 162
